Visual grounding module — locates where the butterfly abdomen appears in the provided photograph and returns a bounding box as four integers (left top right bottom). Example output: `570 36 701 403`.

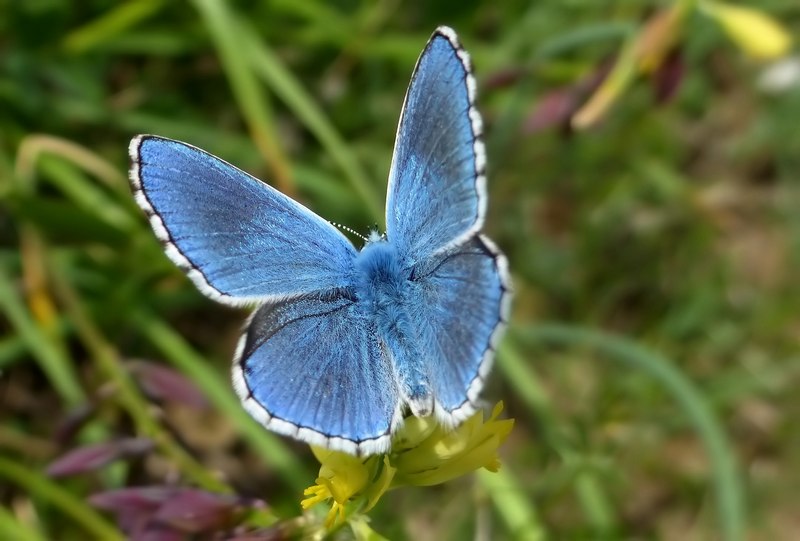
355 239 434 417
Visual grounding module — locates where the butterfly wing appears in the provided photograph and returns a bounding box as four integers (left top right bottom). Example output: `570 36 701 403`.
129 135 357 305
232 291 401 455
412 235 511 423
385 27 486 264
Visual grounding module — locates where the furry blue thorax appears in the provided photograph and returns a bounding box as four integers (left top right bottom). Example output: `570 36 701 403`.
355 238 433 416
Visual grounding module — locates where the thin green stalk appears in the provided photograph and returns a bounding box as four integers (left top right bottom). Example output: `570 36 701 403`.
132 310 309 491
0 457 123 541
511 323 745 541
497 342 617 534
0 506 47 541
0 267 85 405
478 467 545 541
240 22 383 222
14 135 128 193
190 0 294 196
63 0 166 53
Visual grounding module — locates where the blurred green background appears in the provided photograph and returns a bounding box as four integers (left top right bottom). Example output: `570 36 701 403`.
1 0 799 539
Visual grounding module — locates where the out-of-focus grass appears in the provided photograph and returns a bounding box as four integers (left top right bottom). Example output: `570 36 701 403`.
1 1 799 539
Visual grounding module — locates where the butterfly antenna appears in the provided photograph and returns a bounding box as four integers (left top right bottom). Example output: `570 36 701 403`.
330 221 368 242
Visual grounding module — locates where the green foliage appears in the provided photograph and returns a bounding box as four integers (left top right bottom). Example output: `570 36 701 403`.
2 0 799 539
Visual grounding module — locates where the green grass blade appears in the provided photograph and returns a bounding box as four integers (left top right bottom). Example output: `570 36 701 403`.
0 267 85 405
497 342 618 535
510 323 745 541
63 0 166 53
240 22 383 222
478 467 546 541
0 457 123 541
190 0 294 196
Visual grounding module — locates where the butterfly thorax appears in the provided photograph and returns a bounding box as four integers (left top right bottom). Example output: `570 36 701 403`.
355 239 434 418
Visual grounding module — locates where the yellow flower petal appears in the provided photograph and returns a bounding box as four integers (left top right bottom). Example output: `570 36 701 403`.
324 502 346 529
300 482 331 510
318 452 370 504
363 456 397 512
572 40 638 129
392 414 439 451
702 1 792 59
636 6 687 72
392 402 514 486
301 402 514 529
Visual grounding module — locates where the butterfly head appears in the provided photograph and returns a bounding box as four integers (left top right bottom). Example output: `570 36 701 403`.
365 228 386 245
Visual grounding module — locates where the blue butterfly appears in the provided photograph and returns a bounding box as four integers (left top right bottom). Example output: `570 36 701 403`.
129 27 510 456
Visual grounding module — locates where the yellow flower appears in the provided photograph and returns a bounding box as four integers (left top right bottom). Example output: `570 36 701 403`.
701 1 792 60
300 447 391 528
300 403 514 530
392 402 514 486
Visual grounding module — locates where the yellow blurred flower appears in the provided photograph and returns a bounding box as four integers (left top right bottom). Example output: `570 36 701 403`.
300 402 514 530
701 1 793 59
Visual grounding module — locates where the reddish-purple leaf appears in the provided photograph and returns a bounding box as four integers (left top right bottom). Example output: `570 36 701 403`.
153 489 243 533
90 486 177 533
484 67 526 90
524 89 580 133
54 402 97 445
89 486 176 512
47 438 153 477
132 525 186 541
129 360 209 409
651 48 684 104
226 529 286 541
524 59 614 135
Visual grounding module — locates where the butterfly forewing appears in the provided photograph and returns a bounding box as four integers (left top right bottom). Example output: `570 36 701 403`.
385 27 487 264
130 136 357 306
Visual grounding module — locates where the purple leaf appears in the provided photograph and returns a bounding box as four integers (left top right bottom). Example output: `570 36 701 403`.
54 402 97 445
524 59 613 135
153 489 243 533
651 48 685 104
524 89 580 133
89 486 176 512
47 438 153 477
132 525 186 541
129 360 209 409
484 67 525 90
226 530 285 541
90 486 177 533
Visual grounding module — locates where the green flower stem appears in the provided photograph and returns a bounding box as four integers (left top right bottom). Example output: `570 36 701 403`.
478 467 545 541
0 457 123 540
132 309 310 491
510 323 745 541
50 268 230 493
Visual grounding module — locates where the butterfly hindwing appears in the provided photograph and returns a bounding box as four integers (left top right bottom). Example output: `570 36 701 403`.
411 235 510 422
232 291 401 455
385 27 486 264
130 135 357 305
